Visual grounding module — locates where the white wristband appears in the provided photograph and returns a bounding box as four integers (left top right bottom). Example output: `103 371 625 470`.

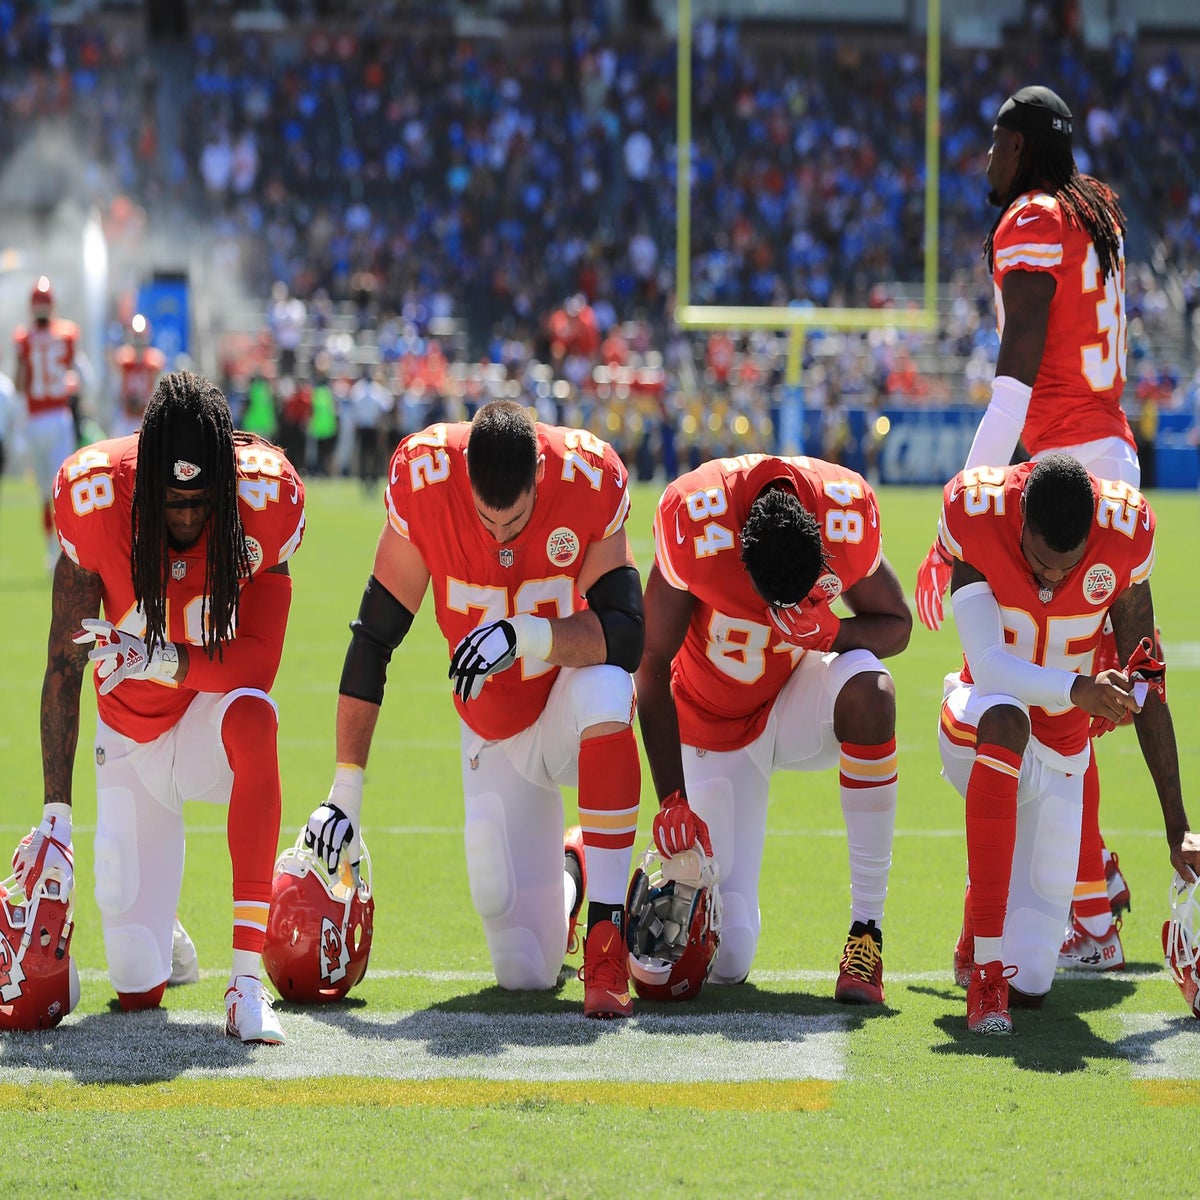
43 802 73 836
508 614 553 661
152 642 180 682
328 763 365 830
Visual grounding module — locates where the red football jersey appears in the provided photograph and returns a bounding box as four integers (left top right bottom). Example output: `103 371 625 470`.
14 319 78 413
937 462 1154 758
114 345 166 418
992 191 1134 454
654 455 883 752
385 421 632 741
54 435 306 742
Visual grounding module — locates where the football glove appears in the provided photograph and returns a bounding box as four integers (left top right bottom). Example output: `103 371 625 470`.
12 803 74 899
448 614 551 702
305 765 365 880
74 619 180 696
653 789 713 858
915 540 954 632
767 603 841 653
1090 636 1167 738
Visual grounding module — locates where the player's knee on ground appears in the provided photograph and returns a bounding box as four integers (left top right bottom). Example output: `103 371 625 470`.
486 926 560 992
104 925 170 997
565 663 636 730
708 889 758 984
833 669 896 745
1004 905 1063 997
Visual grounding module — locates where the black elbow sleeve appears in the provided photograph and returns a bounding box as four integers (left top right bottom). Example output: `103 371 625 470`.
338 575 415 705
586 564 645 672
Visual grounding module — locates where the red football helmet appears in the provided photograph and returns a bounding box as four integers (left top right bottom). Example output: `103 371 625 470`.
1163 871 1200 1019
0 872 79 1032
262 829 374 1003
625 844 722 1002
30 276 53 319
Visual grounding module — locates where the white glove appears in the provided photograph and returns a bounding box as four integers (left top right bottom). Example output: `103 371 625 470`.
448 614 552 702
12 803 74 898
305 765 364 879
74 619 180 696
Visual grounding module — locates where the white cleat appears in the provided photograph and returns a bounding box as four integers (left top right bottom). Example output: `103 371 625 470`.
169 917 200 986
224 974 286 1045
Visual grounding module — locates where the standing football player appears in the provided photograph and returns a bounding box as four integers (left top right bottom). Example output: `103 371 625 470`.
914 86 1140 971
13 276 79 570
307 400 643 1018
936 453 1200 1033
635 453 911 1004
111 313 166 438
13 371 305 1043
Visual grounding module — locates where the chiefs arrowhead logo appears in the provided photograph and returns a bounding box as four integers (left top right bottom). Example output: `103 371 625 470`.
0 931 26 1003
318 915 350 984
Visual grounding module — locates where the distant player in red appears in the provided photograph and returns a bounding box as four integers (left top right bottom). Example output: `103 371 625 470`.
914 86 1139 971
936 454 1199 1033
111 313 166 438
13 276 78 567
307 400 644 1018
636 454 911 1004
13 372 305 1044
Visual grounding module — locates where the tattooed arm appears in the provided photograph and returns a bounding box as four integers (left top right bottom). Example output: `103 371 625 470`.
41 554 102 808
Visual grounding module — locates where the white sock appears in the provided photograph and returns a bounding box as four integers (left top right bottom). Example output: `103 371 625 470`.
974 936 1003 967
1076 912 1113 938
230 949 261 983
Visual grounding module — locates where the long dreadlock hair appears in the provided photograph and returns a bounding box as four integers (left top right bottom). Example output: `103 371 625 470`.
984 137 1126 279
131 371 250 659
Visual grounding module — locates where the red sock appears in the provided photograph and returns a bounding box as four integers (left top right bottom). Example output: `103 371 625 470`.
576 727 640 913
222 695 281 954
966 743 1022 940
1073 752 1110 923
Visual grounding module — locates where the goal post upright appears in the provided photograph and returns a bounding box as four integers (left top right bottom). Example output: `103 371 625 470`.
673 0 942 383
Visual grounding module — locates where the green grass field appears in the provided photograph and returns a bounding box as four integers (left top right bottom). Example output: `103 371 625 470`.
1 470 1198 1198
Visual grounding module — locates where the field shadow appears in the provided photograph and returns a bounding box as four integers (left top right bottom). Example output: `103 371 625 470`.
920 973 1138 1072
0 1007 266 1084
294 976 881 1060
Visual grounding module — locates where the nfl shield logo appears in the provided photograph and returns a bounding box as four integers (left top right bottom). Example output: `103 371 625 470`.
171 560 187 581
499 548 514 568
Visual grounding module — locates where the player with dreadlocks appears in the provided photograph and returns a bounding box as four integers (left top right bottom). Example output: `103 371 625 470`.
13 370 305 1044
635 454 911 1004
913 86 1145 1000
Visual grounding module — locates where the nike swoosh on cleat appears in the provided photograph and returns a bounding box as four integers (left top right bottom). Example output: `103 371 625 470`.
601 934 615 954
607 991 630 1006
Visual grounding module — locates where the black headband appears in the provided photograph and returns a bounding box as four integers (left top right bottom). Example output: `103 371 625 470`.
995 85 1073 146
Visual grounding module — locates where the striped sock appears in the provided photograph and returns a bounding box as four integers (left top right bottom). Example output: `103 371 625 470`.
576 727 640 920
840 738 899 924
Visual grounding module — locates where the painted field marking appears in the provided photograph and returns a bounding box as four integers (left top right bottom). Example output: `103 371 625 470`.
0 1077 833 1113
0 1009 851 1090
1118 1012 1200 1092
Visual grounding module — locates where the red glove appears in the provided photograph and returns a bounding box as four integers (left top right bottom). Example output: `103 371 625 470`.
767 603 841 653
915 540 954 632
1090 636 1166 737
652 789 713 858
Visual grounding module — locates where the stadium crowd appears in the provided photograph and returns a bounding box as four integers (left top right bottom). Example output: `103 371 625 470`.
2 2 1199 476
